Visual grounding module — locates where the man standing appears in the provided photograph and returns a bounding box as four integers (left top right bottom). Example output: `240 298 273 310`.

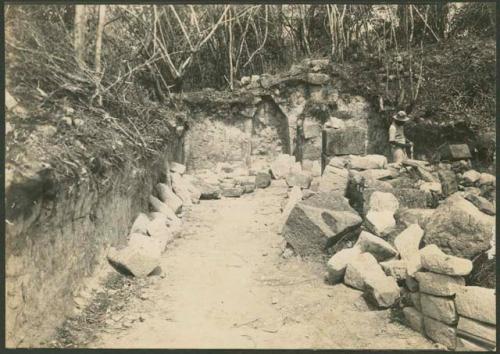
389 111 413 163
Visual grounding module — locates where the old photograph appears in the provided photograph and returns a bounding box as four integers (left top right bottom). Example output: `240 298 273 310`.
4 2 497 350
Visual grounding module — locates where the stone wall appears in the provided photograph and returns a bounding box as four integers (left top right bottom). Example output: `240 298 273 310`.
5 145 181 347
181 58 390 173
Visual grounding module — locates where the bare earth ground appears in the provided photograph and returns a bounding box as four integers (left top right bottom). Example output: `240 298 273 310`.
90 182 436 349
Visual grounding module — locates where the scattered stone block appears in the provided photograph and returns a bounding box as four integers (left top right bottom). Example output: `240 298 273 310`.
326 246 362 284
280 186 303 233
391 188 430 209
156 183 183 213
181 174 202 203
354 231 398 262
130 213 150 235
367 191 399 213
438 144 472 161
423 193 495 259
462 170 481 185
170 162 186 175
395 208 435 229
438 170 458 197
171 172 193 206
478 173 495 186
149 196 181 227
419 182 442 194
283 193 362 257
464 193 495 215
271 154 295 179
380 259 408 280
306 73 330 85
347 154 387 170
107 234 162 277
318 165 349 194
364 274 400 308
303 120 322 139
423 315 457 350
146 216 174 250
323 127 367 156
365 211 396 236
394 224 424 275
359 169 395 181
344 252 383 290
457 316 496 348
403 307 425 334
222 186 245 198
414 272 465 296
420 244 473 276
455 286 496 325
286 171 312 189
255 171 271 188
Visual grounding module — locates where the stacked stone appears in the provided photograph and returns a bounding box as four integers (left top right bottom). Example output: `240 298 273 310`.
402 244 496 351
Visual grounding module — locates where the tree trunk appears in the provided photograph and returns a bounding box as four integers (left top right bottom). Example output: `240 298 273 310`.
95 5 106 74
74 5 86 68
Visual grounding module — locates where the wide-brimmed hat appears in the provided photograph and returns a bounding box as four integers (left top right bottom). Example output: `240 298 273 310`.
393 111 410 122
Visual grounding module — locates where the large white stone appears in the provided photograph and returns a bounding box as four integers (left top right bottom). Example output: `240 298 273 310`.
420 244 473 276
326 246 362 284
455 286 496 325
354 231 397 262
394 224 424 275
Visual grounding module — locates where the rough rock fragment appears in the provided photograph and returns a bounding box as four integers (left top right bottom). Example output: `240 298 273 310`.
454 286 496 325
347 154 387 170
344 252 382 290
326 246 362 284
394 208 435 229
364 274 400 308
354 231 398 262
438 170 458 197
270 154 295 179
420 293 458 325
286 171 312 189
156 183 183 213
414 272 465 296
379 259 408 280
457 316 496 347
365 211 396 236
170 162 186 175
464 193 495 215
423 316 457 350
255 171 271 188
403 307 425 334
149 196 181 227
420 244 473 276
318 165 349 194
130 213 150 235
394 224 424 275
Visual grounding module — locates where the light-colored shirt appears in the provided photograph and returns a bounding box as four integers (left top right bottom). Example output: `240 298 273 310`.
389 123 406 144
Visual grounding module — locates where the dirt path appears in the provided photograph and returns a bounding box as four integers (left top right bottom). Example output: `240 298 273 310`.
90 182 436 349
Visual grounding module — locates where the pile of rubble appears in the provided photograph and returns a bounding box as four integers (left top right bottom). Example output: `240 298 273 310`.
278 150 496 351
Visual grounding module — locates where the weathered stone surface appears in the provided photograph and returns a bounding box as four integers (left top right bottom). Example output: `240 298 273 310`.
462 170 481 184
364 274 400 308
394 224 424 275
323 127 367 156
146 215 174 250
222 186 245 198
359 169 395 181
455 286 496 325
419 182 442 194
303 120 322 139
380 259 408 280
464 193 495 215
403 307 425 334
420 244 473 276
347 154 387 170
286 171 312 189
414 165 438 183
457 316 496 347
280 186 303 233
149 196 181 227
181 174 202 203
326 246 362 284
344 252 383 290
107 234 162 277
410 292 421 311
456 337 488 352
271 154 295 179
171 172 193 206
478 173 495 186
130 213 150 235
421 293 457 325
395 208 435 229
354 231 398 262
391 188 430 209
367 191 399 213
414 272 465 296
406 276 419 292
170 162 186 175
423 316 457 350
156 183 183 213
318 165 349 194
365 211 396 236
283 195 362 257
438 170 458 197
423 193 495 259
255 171 271 188
439 144 472 161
